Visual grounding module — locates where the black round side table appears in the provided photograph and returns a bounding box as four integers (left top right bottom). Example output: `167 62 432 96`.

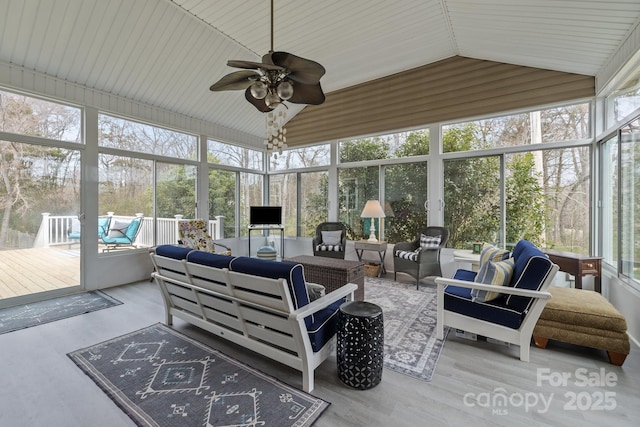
337 301 384 389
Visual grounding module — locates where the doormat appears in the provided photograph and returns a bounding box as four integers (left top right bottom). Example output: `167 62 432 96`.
0 290 122 334
365 277 449 381
68 323 329 427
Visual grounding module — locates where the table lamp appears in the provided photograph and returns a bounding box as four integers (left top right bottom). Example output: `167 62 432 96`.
360 200 386 242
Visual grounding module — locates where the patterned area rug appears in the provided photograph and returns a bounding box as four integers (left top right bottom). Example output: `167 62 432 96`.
365 277 448 381
68 323 329 427
0 290 122 334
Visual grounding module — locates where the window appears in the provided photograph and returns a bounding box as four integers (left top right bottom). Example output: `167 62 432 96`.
338 166 379 239
239 172 263 237
208 140 263 170
269 174 297 236
606 66 640 126
98 115 198 250
601 135 619 266
384 162 428 244
443 103 590 153
209 168 236 238
620 117 640 283
0 88 81 143
339 129 430 162
268 171 329 237
540 147 590 253
99 114 197 159
269 144 330 171
444 156 501 248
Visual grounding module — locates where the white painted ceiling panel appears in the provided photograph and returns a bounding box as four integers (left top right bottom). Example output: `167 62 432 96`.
0 0 639 141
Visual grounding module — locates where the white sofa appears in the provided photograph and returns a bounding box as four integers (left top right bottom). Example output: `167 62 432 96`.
149 245 357 392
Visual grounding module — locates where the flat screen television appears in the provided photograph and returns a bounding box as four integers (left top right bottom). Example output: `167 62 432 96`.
250 206 282 225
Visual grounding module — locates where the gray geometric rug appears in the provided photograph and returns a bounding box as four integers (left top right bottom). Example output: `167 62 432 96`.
365 277 448 381
0 290 122 334
68 323 329 427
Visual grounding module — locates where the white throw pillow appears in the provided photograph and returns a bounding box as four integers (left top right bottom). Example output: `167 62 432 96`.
107 220 132 238
321 230 342 246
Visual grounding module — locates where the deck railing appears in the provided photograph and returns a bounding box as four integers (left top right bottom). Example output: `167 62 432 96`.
35 213 224 248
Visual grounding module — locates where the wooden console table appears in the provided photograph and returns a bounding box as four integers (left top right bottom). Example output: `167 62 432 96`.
543 249 602 293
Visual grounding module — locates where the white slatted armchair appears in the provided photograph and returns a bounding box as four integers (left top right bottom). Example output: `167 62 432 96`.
435 240 558 362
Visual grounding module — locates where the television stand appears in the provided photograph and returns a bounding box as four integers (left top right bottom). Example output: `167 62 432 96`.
248 225 284 259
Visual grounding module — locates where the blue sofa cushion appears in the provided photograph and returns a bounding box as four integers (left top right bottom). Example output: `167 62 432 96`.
229 257 311 311
187 250 235 269
155 244 192 260
229 257 345 349
443 285 524 329
506 240 553 312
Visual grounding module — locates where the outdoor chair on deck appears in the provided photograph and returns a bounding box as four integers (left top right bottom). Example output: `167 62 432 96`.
68 215 111 243
177 219 231 255
393 226 449 289
101 216 144 252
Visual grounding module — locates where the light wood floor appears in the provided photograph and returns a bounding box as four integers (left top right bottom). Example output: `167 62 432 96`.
0 247 80 299
0 278 638 427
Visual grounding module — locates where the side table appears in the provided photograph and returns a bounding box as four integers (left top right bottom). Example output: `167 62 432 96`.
337 301 384 389
354 240 387 277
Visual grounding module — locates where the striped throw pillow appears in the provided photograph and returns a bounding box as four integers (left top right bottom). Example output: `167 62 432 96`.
471 258 515 302
479 243 510 265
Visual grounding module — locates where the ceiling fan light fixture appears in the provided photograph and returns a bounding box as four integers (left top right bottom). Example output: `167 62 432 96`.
276 80 294 100
208 0 325 113
250 81 268 99
265 91 282 108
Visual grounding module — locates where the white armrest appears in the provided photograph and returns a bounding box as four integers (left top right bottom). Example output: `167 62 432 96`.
434 277 551 300
293 283 358 320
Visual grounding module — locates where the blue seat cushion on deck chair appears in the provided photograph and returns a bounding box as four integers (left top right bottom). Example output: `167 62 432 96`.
155 244 192 260
230 257 343 352
187 250 235 269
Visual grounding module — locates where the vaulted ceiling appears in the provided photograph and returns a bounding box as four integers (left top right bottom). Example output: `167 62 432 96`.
1 0 639 147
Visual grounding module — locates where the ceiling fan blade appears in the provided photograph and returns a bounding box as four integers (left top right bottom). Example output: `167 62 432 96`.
210 70 258 91
244 88 274 112
270 51 326 85
228 59 285 72
288 82 325 105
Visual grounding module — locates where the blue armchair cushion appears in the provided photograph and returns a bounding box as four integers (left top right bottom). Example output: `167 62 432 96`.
443 284 523 329
505 240 554 312
472 258 515 302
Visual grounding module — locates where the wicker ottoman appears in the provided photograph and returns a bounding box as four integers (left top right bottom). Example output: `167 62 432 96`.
533 287 630 366
284 255 365 301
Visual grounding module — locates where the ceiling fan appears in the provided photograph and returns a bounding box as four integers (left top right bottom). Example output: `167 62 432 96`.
209 0 326 112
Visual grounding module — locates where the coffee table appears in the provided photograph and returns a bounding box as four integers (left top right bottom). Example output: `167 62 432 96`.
284 255 365 301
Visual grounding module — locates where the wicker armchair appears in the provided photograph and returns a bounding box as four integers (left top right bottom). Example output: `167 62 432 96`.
312 222 347 259
393 226 449 289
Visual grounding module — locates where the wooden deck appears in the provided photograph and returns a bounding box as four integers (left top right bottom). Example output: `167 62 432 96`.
0 247 80 299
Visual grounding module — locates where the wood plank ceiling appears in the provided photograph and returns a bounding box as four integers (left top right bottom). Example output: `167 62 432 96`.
0 0 639 147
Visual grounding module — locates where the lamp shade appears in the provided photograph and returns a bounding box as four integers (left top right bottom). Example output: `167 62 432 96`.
360 200 386 218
